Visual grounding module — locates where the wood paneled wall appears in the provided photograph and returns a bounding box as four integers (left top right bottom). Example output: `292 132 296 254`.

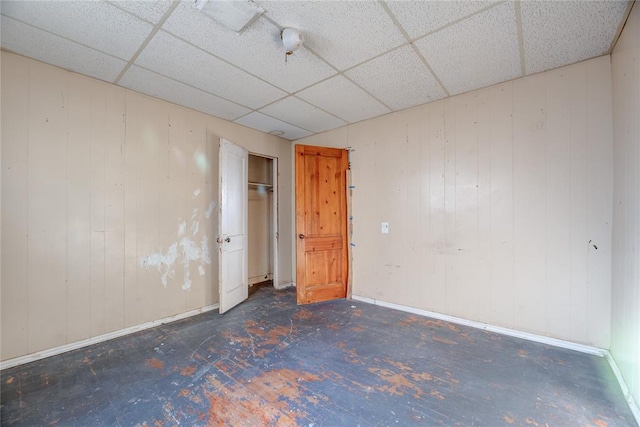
0 52 293 361
298 55 613 348
612 1 640 409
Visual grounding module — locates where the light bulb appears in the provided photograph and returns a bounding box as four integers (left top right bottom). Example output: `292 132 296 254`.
282 28 304 53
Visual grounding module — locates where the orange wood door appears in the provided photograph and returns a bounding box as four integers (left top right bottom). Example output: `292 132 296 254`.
295 144 349 304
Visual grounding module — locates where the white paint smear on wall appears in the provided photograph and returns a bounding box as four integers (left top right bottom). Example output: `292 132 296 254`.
140 191 217 290
205 201 216 219
140 243 178 286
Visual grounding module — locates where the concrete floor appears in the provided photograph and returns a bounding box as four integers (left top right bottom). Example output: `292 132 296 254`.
1 287 636 426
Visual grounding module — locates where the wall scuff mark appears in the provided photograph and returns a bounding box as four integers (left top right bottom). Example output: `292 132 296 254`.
140 191 217 290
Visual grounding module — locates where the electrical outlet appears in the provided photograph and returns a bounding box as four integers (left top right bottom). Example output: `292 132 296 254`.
381 222 389 234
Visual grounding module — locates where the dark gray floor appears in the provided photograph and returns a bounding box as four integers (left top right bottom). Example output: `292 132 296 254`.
1 287 636 426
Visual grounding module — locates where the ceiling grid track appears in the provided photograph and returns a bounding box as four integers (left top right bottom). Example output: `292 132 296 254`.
514 0 527 76
409 0 509 45
160 29 287 95
0 15 126 68
130 63 254 115
378 0 450 97
112 0 180 85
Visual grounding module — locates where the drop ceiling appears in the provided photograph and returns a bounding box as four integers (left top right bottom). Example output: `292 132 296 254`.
0 0 631 141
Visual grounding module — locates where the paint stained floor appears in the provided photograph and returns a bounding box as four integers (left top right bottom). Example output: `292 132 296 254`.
1 287 635 426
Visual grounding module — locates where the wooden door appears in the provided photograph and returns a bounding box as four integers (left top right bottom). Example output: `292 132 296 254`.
218 138 248 314
295 144 349 304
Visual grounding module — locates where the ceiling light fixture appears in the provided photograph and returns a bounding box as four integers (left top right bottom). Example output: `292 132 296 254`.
193 0 264 33
281 28 304 56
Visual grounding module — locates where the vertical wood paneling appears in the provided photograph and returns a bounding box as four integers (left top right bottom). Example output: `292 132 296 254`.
156 105 178 318
487 84 514 328
611 2 640 406
189 112 210 308
405 107 425 309
544 67 572 340
123 91 139 328
347 124 377 298
383 117 410 304
299 55 613 348
1 55 30 359
586 57 614 347
27 61 68 352
104 87 126 333
170 107 192 312
1 52 293 362
453 93 480 320
443 99 457 316
90 79 107 337
476 89 493 324
568 64 589 343
426 103 446 314
512 73 547 334
135 94 166 325
66 75 94 343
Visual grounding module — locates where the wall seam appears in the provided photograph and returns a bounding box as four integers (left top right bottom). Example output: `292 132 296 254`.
26 58 31 354
64 70 69 346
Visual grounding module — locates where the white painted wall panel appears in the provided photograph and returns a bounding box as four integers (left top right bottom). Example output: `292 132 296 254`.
568 64 589 343
611 2 640 410
512 73 547 335
486 84 514 329
66 74 98 344
298 56 614 347
27 60 68 353
1 54 30 359
0 52 293 361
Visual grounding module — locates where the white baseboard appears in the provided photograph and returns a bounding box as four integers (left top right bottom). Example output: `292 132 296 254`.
350 295 606 356
0 304 219 371
274 281 295 290
605 351 640 426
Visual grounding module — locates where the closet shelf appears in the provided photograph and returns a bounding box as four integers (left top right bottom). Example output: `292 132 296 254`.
249 182 273 188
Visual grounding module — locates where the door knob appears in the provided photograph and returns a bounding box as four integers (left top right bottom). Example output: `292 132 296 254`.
225 237 231 243
298 234 305 239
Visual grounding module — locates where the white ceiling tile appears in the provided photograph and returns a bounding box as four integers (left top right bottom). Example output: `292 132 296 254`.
296 75 391 123
385 0 498 40
162 3 336 93
119 65 251 121
135 30 286 109
414 1 521 96
257 0 406 70
521 0 628 75
0 1 152 60
260 97 347 133
0 16 127 83
345 46 447 111
107 0 174 24
235 112 312 141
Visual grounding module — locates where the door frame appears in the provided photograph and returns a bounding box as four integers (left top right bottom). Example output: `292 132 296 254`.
248 152 279 290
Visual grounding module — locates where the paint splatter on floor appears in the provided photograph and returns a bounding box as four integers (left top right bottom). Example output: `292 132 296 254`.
0 287 636 426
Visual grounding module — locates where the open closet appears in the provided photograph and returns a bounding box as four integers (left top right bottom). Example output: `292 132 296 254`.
247 154 277 294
